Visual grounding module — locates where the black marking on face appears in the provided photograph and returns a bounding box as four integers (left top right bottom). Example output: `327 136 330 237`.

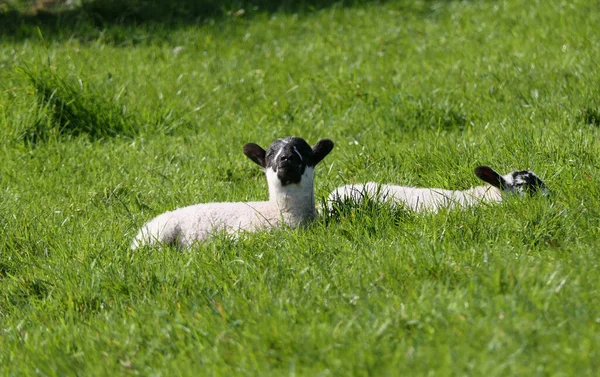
510 170 548 196
244 137 334 186
265 137 313 186
475 165 548 196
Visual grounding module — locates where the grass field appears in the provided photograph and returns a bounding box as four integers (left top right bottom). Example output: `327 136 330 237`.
1 0 600 375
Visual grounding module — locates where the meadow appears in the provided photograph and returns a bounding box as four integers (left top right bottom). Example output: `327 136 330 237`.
1 0 599 375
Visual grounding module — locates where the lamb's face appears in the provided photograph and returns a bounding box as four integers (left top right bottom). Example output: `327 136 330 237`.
243 136 334 187
475 166 549 196
502 170 549 196
265 137 313 186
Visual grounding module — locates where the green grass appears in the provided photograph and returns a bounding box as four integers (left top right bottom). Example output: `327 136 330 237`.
1 0 600 375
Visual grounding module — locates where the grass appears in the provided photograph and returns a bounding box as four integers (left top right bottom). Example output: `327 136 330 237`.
1 0 600 375
16 65 140 142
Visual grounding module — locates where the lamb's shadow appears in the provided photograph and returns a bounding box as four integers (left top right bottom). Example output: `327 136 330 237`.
1 0 451 42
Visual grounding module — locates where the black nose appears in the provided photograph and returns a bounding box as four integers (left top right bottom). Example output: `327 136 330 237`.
280 153 300 164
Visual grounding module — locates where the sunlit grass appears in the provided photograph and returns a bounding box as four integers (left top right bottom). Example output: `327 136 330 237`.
1 0 600 375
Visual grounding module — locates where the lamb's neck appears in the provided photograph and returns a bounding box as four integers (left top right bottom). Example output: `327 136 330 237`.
271 186 316 214
457 185 502 204
266 169 317 223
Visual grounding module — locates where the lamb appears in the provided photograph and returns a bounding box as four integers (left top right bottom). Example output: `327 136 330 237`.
131 136 334 249
327 166 548 213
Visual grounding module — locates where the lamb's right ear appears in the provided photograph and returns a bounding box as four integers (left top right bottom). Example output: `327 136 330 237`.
312 139 334 165
243 143 266 168
474 166 509 189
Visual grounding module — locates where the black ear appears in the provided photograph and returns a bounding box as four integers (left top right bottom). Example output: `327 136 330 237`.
311 139 334 166
243 143 266 168
474 166 509 189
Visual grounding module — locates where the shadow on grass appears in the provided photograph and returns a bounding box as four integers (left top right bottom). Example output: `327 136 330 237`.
579 106 600 127
0 0 448 42
19 66 138 143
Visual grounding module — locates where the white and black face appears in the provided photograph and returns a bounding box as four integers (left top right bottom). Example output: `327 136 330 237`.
243 137 334 186
474 166 548 196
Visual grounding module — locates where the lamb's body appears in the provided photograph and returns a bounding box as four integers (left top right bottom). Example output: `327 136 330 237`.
132 170 317 248
328 182 502 213
328 166 547 213
131 137 333 249
131 201 310 249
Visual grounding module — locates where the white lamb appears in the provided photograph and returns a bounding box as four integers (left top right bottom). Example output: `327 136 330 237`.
327 166 548 213
131 136 334 249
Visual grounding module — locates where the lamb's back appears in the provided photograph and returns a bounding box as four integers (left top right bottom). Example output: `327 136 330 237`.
132 201 280 249
175 201 281 245
329 183 459 212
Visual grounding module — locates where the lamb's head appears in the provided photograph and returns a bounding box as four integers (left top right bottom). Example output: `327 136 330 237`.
243 137 334 190
474 166 548 196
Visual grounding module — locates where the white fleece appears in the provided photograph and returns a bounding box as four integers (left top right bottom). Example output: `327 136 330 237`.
131 168 316 249
328 182 503 213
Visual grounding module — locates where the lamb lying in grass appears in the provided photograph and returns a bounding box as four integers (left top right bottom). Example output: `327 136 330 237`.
131 136 334 249
327 166 548 213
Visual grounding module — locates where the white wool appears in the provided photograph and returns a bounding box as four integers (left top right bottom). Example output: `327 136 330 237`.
131 168 316 249
327 182 503 213
327 166 548 214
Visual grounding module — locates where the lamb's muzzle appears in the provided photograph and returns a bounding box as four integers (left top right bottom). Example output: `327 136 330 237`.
132 136 334 249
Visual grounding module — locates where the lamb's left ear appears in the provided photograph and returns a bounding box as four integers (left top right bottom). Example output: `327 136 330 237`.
311 139 334 166
474 166 509 189
243 143 267 168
